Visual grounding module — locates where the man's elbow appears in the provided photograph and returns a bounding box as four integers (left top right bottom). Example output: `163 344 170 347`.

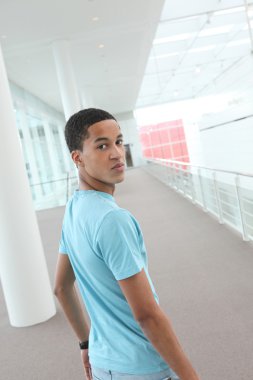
54 284 64 298
54 283 72 298
135 304 162 326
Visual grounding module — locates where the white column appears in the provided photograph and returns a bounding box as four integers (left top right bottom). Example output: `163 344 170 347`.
52 40 81 120
43 120 61 179
116 113 144 167
80 88 93 109
0 44 56 327
57 122 72 172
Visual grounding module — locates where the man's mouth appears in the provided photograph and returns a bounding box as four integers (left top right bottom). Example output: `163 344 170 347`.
112 163 125 170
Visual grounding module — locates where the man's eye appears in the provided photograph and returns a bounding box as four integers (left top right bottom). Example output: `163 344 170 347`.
98 144 107 150
116 139 124 145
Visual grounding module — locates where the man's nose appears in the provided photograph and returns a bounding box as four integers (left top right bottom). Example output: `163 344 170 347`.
109 144 123 159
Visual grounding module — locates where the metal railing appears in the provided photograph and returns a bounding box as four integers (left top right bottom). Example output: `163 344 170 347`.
30 172 78 210
30 166 136 211
145 158 253 242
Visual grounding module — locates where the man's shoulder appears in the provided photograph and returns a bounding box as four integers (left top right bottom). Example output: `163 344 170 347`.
99 207 140 234
64 192 139 233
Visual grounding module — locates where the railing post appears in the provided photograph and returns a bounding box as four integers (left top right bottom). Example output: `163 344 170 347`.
213 172 223 224
173 164 178 189
235 175 249 241
172 163 177 190
163 161 167 185
189 168 196 204
166 162 171 187
175 163 181 191
167 163 172 186
198 168 207 211
180 163 186 196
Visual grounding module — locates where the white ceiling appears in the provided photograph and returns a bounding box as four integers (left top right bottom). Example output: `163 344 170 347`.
1 0 253 116
0 0 165 115
137 0 253 108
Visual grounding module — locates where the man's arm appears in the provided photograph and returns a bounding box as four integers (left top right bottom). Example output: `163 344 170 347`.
118 269 200 380
54 254 91 379
54 253 90 341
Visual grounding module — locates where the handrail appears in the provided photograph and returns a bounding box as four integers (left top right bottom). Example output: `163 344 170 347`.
146 158 253 243
30 173 77 187
199 114 253 132
29 172 78 211
150 157 253 178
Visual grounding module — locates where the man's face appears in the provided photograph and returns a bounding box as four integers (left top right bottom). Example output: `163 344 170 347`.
78 119 125 189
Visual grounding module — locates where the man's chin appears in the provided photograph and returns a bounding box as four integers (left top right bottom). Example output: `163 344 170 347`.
115 174 125 184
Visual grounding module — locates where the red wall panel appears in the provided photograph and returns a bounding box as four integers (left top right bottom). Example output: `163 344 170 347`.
139 119 189 163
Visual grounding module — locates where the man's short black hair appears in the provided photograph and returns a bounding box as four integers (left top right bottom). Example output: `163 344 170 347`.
65 108 116 152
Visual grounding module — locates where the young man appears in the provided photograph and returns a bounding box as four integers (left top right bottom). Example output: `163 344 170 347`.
54 108 200 380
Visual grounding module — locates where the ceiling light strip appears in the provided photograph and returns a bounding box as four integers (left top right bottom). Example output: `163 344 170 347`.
160 3 253 23
153 33 193 45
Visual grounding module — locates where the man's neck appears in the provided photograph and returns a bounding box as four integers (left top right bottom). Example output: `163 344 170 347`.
78 176 115 195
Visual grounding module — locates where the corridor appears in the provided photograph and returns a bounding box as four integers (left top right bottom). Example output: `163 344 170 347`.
1 167 253 380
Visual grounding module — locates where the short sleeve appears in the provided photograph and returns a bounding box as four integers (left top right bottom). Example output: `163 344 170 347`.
95 210 144 280
59 229 68 254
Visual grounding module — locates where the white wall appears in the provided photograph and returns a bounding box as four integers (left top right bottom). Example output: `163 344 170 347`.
115 111 144 167
135 85 253 175
198 102 253 174
135 94 235 167
182 119 204 166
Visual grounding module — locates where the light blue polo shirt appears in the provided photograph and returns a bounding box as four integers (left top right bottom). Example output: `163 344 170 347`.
59 190 170 374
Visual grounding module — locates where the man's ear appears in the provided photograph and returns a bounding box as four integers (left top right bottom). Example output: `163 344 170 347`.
71 150 84 168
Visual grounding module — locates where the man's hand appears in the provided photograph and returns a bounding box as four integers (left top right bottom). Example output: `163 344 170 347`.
81 349 92 380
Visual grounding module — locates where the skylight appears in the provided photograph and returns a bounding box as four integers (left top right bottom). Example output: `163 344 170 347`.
213 6 245 16
188 45 216 53
199 25 233 37
153 33 193 45
227 38 250 47
150 52 180 60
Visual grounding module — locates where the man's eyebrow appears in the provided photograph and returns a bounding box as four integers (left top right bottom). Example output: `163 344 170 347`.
94 134 123 143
